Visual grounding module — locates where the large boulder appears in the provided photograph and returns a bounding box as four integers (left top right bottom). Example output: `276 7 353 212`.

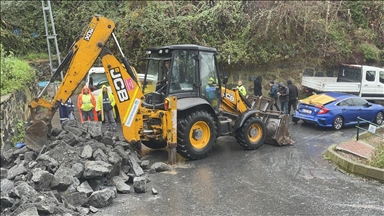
83 161 112 179
88 188 115 208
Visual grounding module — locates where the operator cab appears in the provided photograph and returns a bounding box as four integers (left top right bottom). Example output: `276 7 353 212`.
142 44 221 109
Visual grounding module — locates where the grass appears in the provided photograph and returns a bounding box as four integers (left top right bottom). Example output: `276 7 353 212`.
338 128 384 169
19 52 49 61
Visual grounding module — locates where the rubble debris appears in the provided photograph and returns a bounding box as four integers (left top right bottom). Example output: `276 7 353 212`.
151 162 171 172
151 188 158 195
88 188 115 208
18 206 39 216
111 176 131 194
133 176 147 193
0 119 166 215
89 206 98 213
0 168 8 179
7 163 28 180
141 160 150 169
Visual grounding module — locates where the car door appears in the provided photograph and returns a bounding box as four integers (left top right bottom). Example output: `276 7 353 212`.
338 98 357 123
377 70 384 98
352 98 374 122
360 69 377 98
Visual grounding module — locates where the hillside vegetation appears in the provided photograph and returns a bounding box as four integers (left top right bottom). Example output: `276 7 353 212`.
1 1 383 71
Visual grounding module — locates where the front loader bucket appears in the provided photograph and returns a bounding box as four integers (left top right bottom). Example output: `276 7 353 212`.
24 121 50 151
263 114 294 146
247 96 294 146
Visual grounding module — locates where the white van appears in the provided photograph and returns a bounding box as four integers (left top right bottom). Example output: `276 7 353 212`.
85 67 156 98
84 67 155 121
84 67 114 121
302 64 384 101
85 67 111 103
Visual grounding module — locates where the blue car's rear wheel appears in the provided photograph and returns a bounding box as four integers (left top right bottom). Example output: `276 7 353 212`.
374 112 383 125
332 116 344 130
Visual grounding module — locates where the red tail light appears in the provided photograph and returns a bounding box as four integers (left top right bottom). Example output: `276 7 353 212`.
316 106 329 114
164 99 170 110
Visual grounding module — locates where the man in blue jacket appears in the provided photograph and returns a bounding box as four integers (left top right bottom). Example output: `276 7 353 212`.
268 80 280 111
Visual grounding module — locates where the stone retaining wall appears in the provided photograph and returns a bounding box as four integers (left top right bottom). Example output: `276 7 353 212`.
0 60 50 151
0 82 40 151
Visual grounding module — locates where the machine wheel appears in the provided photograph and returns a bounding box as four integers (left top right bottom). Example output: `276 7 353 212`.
235 117 266 150
292 116 299 123
332 116 344 130
374 112 383 125
177 110 216 160
141 140 167 149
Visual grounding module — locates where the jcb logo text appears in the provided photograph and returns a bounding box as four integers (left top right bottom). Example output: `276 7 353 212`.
110 68 129 102
84 28 94 41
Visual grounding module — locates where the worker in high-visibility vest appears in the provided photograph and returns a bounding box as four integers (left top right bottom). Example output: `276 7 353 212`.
77 86 98 123
236 80 248 98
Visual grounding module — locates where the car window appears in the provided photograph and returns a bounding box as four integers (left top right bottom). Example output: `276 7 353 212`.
90 73 109 90
365 71 376 82
338 99 353 106
380 71 384 84
352 98 367 106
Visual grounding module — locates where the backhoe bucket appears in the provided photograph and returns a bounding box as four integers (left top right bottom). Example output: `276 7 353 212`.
24 121 50 151
247 96 294 146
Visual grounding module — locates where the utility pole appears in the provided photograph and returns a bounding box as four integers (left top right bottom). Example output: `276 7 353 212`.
41 0 62 94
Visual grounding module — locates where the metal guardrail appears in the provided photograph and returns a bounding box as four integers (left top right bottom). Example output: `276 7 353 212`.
356 116 384 141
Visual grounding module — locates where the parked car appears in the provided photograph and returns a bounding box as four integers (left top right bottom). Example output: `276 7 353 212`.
292 92 384 130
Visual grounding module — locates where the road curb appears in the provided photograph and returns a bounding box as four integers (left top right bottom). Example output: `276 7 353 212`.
324 144 384 183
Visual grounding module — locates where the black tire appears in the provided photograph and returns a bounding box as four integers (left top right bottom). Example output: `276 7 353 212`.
374 111 383 125
292 116 299 123
177 110 216 160
332 116 344 130
235 117 266 150
142 140 167 149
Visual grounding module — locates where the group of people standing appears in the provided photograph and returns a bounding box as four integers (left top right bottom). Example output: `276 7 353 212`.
59 85 117 132
266 79 298 115
252 75 298 115
234 75 298 116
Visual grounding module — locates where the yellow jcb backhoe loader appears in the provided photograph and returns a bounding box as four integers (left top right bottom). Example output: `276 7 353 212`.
25 15 293 165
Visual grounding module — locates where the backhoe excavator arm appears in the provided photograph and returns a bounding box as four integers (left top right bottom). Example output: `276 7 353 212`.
25 16 116 150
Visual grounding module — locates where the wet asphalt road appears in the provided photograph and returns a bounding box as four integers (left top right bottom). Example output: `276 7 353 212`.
93 121 384 216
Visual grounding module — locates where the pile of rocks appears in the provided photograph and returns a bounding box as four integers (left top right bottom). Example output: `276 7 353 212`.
0 120 171 215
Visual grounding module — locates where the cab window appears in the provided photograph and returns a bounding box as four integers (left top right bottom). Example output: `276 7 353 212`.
89 73 109 91
365 71 376 82
168 50 196 93
200 51 219 108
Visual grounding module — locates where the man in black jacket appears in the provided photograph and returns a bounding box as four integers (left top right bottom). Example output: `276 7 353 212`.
287 80 298 115
253 75 263 97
